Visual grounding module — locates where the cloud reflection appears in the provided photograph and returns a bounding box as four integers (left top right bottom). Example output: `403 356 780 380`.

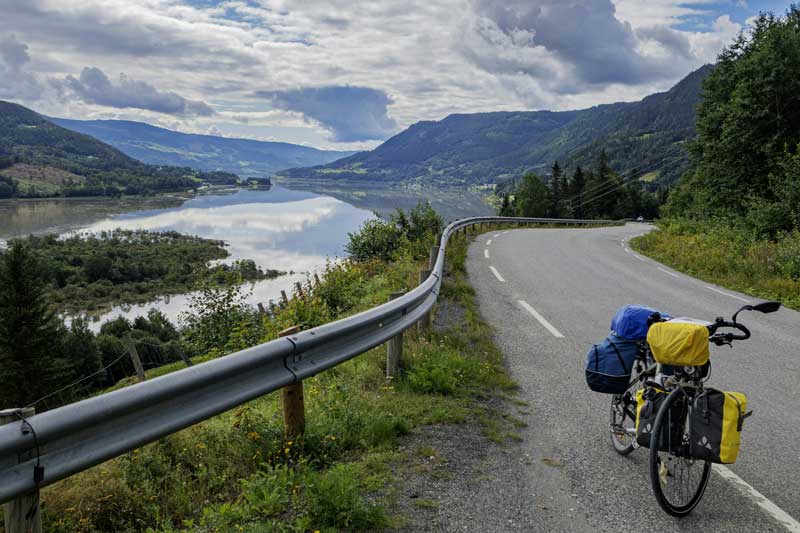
79 188 375 326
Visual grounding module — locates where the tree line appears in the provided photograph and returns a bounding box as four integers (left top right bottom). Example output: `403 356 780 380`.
664 7 800 236
498 152 663 220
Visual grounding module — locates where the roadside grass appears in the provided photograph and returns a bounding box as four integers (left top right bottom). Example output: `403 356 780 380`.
631 219 800 310
29 229 519 532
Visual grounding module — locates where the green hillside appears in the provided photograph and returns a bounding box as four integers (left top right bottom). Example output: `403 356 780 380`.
49 117 356 177
279 65 711 187
0 101 238 198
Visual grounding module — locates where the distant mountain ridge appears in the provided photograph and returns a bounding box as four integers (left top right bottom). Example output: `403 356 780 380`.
279 65 712 186
49 118 356 177
0 101 238 197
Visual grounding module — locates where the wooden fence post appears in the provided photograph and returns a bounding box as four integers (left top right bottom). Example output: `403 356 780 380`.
176 345 193 367
257 302 267 315
417 271 432 332
1 408 42 533
127 337 146 382
279 326 304 439
295 282 305 300
280 290 289 306
386 291 405 378
428 245 439 272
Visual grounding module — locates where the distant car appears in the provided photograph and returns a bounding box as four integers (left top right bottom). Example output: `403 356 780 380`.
636 216 644 222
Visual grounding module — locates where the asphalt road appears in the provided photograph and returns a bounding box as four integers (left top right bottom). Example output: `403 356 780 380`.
467 223 800 532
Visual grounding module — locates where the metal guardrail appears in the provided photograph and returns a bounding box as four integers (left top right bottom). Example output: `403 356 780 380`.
0 216 618 504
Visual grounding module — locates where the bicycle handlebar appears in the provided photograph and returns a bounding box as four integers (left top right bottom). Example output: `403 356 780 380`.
708 319 751 345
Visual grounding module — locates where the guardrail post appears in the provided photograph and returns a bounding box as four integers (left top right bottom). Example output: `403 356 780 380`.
386 291 405 378
1 408 42 533
428 245 439 272
279 326 305 439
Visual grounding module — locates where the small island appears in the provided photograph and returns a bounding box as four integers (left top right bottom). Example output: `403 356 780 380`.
9 229 283 314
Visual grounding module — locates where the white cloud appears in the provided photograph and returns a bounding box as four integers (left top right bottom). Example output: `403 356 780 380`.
0 0 747 150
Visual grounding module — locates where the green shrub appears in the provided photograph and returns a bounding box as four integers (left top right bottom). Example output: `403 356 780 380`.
345 219 406 262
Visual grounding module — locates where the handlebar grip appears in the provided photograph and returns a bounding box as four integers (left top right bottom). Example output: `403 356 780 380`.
730 323 750 340
708 320 750 342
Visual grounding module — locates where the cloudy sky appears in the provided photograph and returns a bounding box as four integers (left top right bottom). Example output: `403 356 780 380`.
0 0 791 151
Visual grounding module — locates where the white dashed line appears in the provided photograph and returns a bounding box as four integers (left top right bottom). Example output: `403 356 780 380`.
484 249 490 259
489 266 505 282
518 300 564 338
494 233 501 238
486 239 492 246
705 286 750 303
657 267 679 278
713 465 800 532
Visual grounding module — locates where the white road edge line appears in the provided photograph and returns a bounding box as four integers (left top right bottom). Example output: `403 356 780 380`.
518 300 564 338
489 266 505 282
714 465 800 532
484 248 490 259
633 254 646 262
705 285 750 303
657 267 679 278
486 239 492 246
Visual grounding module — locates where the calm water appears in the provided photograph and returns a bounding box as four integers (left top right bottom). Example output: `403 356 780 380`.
0 185 492 326
0 186 375 325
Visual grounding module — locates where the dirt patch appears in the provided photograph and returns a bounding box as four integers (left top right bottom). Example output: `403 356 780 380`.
432 297 466 334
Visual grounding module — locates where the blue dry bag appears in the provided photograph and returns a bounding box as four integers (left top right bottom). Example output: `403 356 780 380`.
610 304 670 341
585 333 640 394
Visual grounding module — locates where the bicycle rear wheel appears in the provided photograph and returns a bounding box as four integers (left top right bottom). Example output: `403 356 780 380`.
610 380 640 455
648 388 711 517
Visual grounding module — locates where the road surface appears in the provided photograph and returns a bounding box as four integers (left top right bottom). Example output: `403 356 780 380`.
467 223 800 532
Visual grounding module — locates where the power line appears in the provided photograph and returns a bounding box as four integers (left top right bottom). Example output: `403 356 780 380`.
571 172 648 211
25 350 129 409
562 168 643 207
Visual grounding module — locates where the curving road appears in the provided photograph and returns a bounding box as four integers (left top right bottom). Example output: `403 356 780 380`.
467 223 800 533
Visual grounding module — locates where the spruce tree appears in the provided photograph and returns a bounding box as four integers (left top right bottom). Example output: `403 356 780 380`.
568 166 586 218
0 242 69 407
549 161 563 217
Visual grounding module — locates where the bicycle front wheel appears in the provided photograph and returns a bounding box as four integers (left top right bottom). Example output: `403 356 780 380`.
648 388 711 517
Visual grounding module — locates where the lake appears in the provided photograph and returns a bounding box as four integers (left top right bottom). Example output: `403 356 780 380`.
0 185 493 327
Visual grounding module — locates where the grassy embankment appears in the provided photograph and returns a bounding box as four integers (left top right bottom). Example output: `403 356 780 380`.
15 224 524 532
631 219 800 309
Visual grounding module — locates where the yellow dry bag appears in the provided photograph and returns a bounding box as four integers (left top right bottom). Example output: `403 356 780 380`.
646 320 709 366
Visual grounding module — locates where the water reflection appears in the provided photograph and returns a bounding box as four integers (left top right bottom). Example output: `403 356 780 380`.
72 187 374 325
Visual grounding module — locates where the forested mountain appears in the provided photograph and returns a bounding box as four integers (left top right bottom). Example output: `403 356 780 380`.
279 65 711 187
0 101 238 198
50 118 356 177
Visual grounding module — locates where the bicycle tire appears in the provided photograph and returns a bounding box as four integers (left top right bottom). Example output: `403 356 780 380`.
648 388 711 517
610 380 641 455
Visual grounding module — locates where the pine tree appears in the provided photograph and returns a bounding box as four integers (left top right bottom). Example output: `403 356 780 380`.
549 161 563 217
567 166 586 218
498 193 513 216
0 242 70 407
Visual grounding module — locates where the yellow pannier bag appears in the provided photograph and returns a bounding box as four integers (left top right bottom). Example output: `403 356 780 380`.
646 320 709 366
690 390 750 464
